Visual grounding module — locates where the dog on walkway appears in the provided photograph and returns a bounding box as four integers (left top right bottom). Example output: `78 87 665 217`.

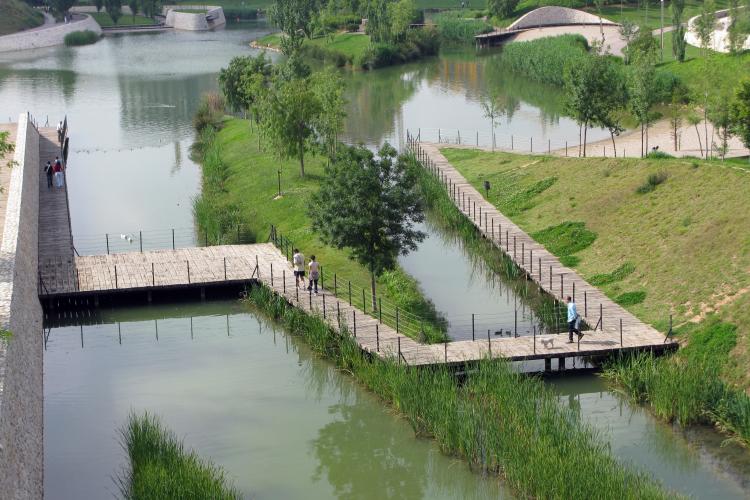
540 337 555 349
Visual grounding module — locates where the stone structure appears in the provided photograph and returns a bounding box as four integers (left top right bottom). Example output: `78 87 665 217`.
164 5 226 31
0 113 44 499
507 6 618 31
0 14 101 53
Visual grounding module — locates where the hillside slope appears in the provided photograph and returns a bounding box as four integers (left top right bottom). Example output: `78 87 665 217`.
443 148 750 387
0 0 44 36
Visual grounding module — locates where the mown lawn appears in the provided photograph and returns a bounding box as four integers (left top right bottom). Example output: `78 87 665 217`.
89 12 156 27
202 119 446 341
0 0 43 36
442 148 750 386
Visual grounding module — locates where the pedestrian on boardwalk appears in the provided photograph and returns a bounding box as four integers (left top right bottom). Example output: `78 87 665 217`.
53 157 64 188
566 296 583 343
56 121 63 143
44 161 53 190
292 248 305 287
307 255 320 294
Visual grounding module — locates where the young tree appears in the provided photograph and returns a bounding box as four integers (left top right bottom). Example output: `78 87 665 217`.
94 0 104 12
262 77 321 177
694 0 716 57
592 58 627 157
366 0 392 43
627 30 658 156
671 0 687 62
487 0 519 19
618 20 638 64
219 53 273 114
268 0 317 54
309 143 425 308
105 0 122 25
128 0 139 22
563 55 600 157
50 0 76 17
310 69 346 157
388 0 416 42
730 80 750 160
480 89 505 151
686 111 704 157
708 92 732 160
727 0 745 54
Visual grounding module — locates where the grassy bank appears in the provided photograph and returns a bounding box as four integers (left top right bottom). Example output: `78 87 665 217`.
195 119 446 342
119 413 240 499
89 12 156 27
440 147 750 384
247 283 673 499
0 0 43 36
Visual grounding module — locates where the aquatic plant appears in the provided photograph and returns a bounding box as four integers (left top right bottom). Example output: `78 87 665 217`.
63 30 99 46
118 412 240 499
247 283 673 499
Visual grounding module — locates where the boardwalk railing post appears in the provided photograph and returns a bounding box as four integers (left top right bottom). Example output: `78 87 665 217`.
152 262 155 286
223 257 227 280
334 273 337 296
187 260 190 284
549 266 552 290
309 288 312 310
472 313 475 341
533 325 536 354
362 289 366 313
514 309 517 337
283 270 286 294
348 281 352 305
271 263 274 286
444 341 447 362
75 268 80 291
620 318 623 346
396 308 399 333
106 233 110 254
584 291 587 317
172 229 175 250
573 281 575 302
530 250 533 273
379 298 382 323
114 264 118 289
600 303 603 331
255 255 259 278
376 324 380 352
521 242 524 266
323 294 327 318
398 337 401 364
296 286 299 304
337 301 341 328
140 231 143 253
487 329 491 357
555 300 559 333
561 274 564 297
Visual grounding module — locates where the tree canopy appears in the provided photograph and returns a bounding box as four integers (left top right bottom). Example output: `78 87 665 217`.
309 143 425 305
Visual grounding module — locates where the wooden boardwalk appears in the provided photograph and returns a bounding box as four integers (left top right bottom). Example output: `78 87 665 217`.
408 138 677 360
37 127 75 296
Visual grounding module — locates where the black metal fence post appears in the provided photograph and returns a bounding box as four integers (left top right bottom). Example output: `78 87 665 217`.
106 233 110 254
114 264 118 289
348 281 352 305
152 262 155 286
396 308 399 333
172 229 175 250
472 313 475 341
376 324 380 352
379 298 382 323
140 230 143 252
620 318 623 346
187 260 190 284
224 257 227 280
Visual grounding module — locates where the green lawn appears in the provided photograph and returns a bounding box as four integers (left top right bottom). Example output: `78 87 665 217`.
441 148 750 387
0 0 43 36
89 11 156 27
659 48 750 95
198 119 446 341
172 8 209 14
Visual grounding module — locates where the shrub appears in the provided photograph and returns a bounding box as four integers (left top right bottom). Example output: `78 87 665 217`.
589 262 636 286
635 171 668 194
532 221 597 257
118 412 240 499
355 28 440 70
434 12 492 44
223 7 259 20
193 92 225 133
63 30 99 46
645 151 675 159
614 290 646 306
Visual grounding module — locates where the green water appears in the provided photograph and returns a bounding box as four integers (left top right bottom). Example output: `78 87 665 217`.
1 22 747 499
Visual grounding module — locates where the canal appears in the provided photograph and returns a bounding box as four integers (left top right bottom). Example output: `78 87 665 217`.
1 21 748 499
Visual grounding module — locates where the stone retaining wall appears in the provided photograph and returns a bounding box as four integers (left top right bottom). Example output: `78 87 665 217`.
0 14 102 53
164 6 226 30
0 113 44 499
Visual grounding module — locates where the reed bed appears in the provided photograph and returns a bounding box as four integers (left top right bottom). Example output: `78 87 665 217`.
118 412 240 499
247 284 674 499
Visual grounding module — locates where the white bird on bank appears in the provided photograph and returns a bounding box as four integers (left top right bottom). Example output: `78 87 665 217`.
120 234 134 244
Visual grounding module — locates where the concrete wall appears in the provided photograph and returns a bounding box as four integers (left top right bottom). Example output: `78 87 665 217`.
0 14 102 53
164 6 226 30
0 113 44 499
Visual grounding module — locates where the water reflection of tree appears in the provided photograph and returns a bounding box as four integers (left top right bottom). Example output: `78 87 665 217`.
0 67 78 105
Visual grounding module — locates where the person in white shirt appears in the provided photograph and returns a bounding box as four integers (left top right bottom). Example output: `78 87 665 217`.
307 255 320 294
292 249 305 287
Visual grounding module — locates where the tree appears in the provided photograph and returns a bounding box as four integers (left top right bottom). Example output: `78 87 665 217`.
140 0 159 17
310 143 425 309
50 0 76 17
727 0 746 54
627 30 658 156
671 0 687 62
94 0 104 12
487 0 519 19
694 0 716 57
218 53 273 114
105 0 122 25
128 0 139 22
591 58 627 157
268 0 317 54
619 20 638 65
366 0 391 43
310 69 346 157
731 80 750 160
480 88 505 151
708 91 732 160
686 111 704 157
0 131 14 169
262 77 321 177
388 0 415 42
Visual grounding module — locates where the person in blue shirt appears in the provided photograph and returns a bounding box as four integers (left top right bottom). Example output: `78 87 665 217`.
566 296 583 343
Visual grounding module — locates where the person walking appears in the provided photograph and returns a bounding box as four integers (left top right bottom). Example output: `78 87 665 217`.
44 161 53 190
566 296 583 343
292 248 305 287
53 157 64 188
307 255 320 294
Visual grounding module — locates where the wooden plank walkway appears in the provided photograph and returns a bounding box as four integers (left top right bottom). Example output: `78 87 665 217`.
408 139 677 359
37 127 75 296
38 240 675 365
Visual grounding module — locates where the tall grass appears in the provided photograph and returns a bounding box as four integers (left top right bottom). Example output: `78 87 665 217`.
247 284 673 499
604 318 750 445
499 34 589 86
118 412 240 499
434 11 492 44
